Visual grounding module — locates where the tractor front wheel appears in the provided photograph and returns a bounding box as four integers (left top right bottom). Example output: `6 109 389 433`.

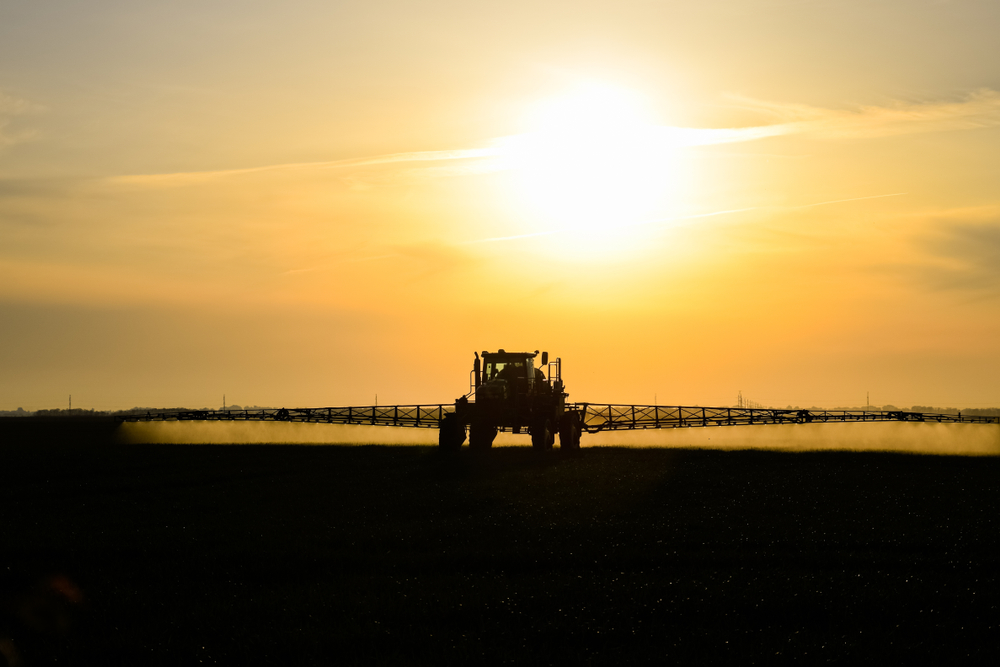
531 418 554 450
469 421 497 451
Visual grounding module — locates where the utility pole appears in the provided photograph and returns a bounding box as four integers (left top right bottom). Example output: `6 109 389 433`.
69 394 71 411
223 394 226 410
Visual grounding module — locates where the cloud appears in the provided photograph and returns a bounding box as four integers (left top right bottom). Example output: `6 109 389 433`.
0 92 33 116
917 210 1000 295
500 89 1000 149
0 90 40 146
276 241 475 278
95 89 1000 190
392 241 474 274
716 88 1000 141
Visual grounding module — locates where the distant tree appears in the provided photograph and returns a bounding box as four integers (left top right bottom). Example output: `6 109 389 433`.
34 408 102 417
963 408 1000 417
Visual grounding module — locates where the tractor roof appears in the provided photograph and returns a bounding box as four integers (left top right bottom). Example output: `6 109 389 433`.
483 349 538 361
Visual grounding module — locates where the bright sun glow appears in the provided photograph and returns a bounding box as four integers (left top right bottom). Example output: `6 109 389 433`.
501 85 682 241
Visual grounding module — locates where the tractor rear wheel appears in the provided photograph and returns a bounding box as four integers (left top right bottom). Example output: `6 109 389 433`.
559 411 581 450
438 413 466 451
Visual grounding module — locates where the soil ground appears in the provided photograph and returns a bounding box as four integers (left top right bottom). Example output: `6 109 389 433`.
1 418 998 665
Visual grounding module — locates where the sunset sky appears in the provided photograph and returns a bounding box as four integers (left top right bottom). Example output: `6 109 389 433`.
2 0 998 412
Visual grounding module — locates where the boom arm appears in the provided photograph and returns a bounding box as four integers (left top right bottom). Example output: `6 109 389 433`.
117 404 999 429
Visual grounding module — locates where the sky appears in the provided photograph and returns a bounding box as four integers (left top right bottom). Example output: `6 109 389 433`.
1 0 999 412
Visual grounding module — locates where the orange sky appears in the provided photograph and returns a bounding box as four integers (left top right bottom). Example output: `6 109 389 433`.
1 1 999 411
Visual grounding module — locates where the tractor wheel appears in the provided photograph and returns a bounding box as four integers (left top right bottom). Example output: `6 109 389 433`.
531 418 554 450
438 413 466 451
559 412 581 451
469 422 497 451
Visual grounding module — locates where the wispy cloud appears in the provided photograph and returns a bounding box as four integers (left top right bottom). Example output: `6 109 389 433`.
0 90 40 147
717 89 1000 141
604 90 1000 148
99 89 1000 188
105 146 504 188
914 208 1000 296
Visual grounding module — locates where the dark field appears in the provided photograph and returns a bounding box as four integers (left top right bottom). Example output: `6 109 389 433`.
2 419 999 665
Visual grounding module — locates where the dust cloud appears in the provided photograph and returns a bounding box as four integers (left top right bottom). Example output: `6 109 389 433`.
585 422 1000 456
118 421 1000 455
117 421 439 445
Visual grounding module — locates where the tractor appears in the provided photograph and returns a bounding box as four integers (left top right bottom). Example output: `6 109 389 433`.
438 349 582 451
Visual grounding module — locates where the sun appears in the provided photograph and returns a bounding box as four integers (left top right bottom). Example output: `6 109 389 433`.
501 85 682 238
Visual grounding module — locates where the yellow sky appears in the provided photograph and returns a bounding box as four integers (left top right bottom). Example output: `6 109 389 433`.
1 1 998 411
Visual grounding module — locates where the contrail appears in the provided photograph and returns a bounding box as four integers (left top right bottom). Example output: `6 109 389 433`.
785 192 907 208
632 207 760 228
462 207 760 245
462 193 907 245
462 230 562 244
282 252 401 272
108 147 503 186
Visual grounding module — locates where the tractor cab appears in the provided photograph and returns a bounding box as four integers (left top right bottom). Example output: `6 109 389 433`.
476 349 545 401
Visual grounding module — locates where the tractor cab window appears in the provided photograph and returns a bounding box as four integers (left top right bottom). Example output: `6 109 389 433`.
485 361 504 381
486 360 525 383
